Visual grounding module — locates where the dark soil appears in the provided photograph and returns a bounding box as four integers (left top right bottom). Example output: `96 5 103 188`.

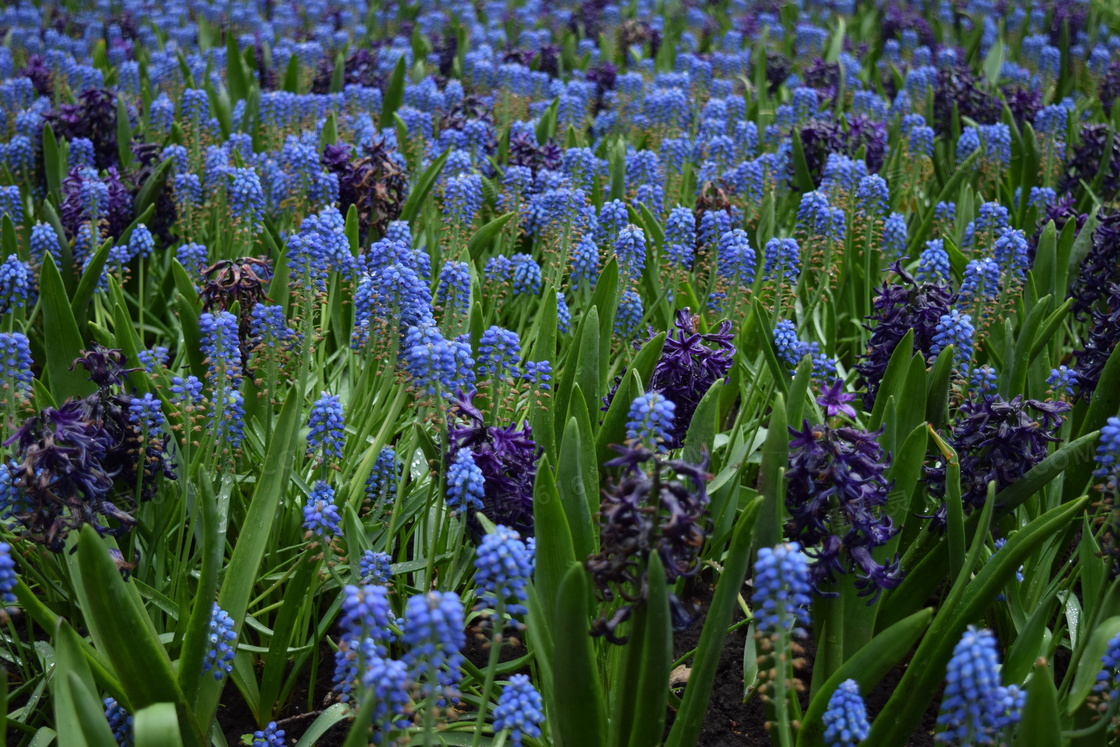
218 640 349 746
662 571 941 746
463 623 532 672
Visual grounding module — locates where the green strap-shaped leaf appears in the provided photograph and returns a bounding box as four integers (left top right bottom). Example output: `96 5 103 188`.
786 355 813 425
895 354 927 449
666 499 762 747
380 56 406 123
627 553 672 747
682 379 722 465
532 454 576 634
755 392 788 550
282 54 300 93
753 299 790 396
293 704 349 747
609 139 627 201
553 566 608 747
15 581 124 706
70 238 112 330
1067 346 1120 499
1065 212 1099 288
1014 662 1061 746
1 216 18 261
594 266 623 387
398 147 449 223
554 304 598 446
40 256 96 401
1070 615 1120 713
940 439 966 583
1003 293 1051 398
344 203 360 254
77 526 201 746
134 704 183 747
329 52 346 93
68 672 119 747
595 368 640 469
925 345 955 430
796 608 933 746
535 98 560 144
53 619 111 747
42 124 63 203
319 111 338 150
628 328 666 390
342 694 378 747
177 472 221 705
131 162 172 225
790 129 815 193
824 16 846 62
258 552 316 719
608 604 647 747
529 289 558 463
637 202 664 248
1002 591 1058 687
868 497 1089 745
569 384 601 550
173 296 206 381
883 424 931 557
467 212 514 260
558 415 596 565
195 388 303 729
116 98 133 169
39 199 74 287
226 33 248 102
112 303 151 395
982 37 1004 84
575 307 600 436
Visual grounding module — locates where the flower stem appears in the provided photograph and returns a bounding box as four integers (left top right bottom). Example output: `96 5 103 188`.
471 598 506 747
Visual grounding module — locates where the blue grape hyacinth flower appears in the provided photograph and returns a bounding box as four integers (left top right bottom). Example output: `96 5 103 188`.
307 393 346 461
493 674 545 747
823 679 871 746
473 524 534 616
203 603 238 681
625 391 676 452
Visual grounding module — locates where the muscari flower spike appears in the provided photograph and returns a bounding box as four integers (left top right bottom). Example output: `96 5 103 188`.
365 447 399 508
104 697 133 747
478 326 522 382
0 332 33 405
447 448 486 516
250 722 285 747
823 679 871 747
1047 366 1077 398
753 542 812 636
473 524 534 616
401 590 466 700
1095 417 1120 495
332 583 395 704
935 627 1023 743
0 542 17 604
303 481 342 539
360 549 393 585
203 603 238 681
625 391 676 453
493 674 545 747
307 393 345 461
